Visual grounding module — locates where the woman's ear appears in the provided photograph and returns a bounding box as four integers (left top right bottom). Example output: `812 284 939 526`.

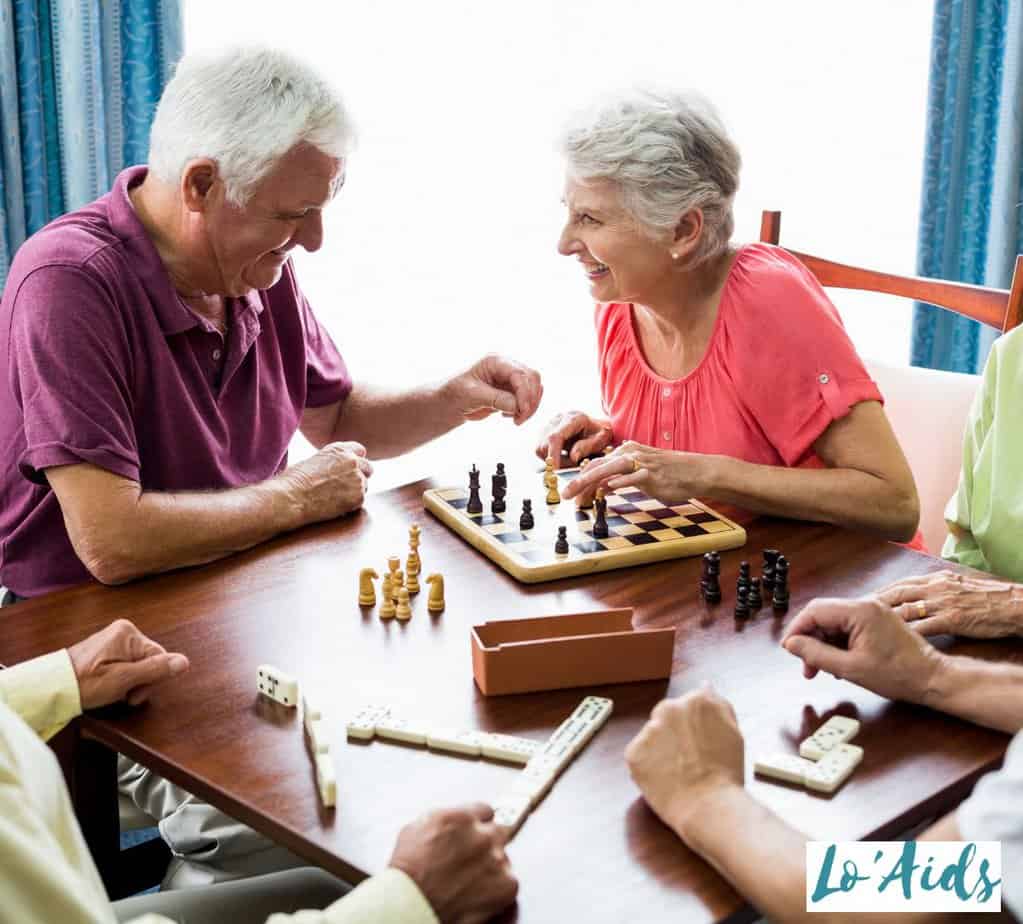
671 208 704 261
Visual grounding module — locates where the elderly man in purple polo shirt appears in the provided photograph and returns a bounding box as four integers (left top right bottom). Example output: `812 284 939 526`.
0 47 541 890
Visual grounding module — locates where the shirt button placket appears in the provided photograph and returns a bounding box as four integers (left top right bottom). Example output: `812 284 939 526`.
661 386 673 444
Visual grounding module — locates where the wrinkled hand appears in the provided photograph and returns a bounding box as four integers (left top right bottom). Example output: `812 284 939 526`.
561 440 713 506
876 570 1022 639
446 354 542 426
68 619 189 709
534 411 612 467
625 688 744 839
389 803 518 924
781 596 943 704
285 441 372 525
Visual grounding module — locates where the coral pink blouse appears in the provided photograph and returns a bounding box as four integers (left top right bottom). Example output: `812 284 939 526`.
596 243 882 469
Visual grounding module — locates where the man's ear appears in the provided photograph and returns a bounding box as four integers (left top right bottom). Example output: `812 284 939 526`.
180 159 219 214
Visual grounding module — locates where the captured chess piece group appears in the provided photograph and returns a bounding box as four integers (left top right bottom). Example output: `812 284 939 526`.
357 523 444 619
700 548 790 616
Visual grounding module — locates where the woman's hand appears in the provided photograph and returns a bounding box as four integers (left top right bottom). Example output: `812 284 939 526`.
876 570 1023 639
534 411 612 468
560 440 715 505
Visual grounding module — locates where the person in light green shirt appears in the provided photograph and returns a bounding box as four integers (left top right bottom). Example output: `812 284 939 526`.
875 326 1023 639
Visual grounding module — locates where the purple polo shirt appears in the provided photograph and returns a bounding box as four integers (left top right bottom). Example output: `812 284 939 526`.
0 166 352 597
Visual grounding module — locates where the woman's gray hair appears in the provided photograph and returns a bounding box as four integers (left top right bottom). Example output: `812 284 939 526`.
148 46 356 206
559 88 741 266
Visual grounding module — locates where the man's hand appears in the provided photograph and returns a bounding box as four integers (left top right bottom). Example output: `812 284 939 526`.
389 803 518 924
534 410 612 467
625 688 744 840
282 441 372 525
781 596 944 704
877 570 1023 639
445 355 543 426
68 619 189 709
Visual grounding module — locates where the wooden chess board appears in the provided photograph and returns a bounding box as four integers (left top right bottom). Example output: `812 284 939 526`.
423 466 746 583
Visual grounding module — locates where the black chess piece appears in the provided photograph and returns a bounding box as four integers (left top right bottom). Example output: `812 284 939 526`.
700 552 722 603
734 585 751 619
762 549 780 591
466 464 483 514
491 472 506 514
747 576 763 609
519 499 534 530
495 462 507 493
555 525 569 555
772 555 790 611
737 560 751 596
592 491 609 539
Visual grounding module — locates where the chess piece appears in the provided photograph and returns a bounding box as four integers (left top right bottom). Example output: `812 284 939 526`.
396 587 412 621
391 569 404 601
762 549 780 592
591 488 609 539
379 577 396 619
544 458 560 504
387 555 400 583
577 459 594 509
407 524 422 577
358 568 378 607
734 585 751 619
426 573 445 613
494 462 507 494
747 576 763 610
700 552 721 603
406 569 420 594
467 465 483 514
736 561 751 597
519 499 534 530
772 555 790 611
491 472 507 514
555 525 569 555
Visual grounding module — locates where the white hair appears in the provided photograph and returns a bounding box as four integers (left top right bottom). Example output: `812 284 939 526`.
148 47 355 206
559 88 741 266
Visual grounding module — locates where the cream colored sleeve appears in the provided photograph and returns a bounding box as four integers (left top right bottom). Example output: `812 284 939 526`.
265 868 439 924
0 649 82 740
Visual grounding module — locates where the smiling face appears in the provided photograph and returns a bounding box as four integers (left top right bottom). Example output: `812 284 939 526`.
190 143 345 296
557 177 675 304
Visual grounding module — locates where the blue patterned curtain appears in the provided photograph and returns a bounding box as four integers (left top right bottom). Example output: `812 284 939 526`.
0 0 182 287
912 0 1023 372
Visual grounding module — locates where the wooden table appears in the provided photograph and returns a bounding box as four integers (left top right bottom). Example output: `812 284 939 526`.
2 477 1019 923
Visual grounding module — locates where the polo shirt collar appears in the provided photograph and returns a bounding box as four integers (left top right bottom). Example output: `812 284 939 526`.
107 166 266 336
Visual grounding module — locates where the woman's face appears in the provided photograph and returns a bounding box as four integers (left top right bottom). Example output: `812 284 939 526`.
557 177 673 304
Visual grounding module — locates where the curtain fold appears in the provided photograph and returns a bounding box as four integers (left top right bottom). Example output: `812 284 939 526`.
912 0 1023 372
0 0 182 287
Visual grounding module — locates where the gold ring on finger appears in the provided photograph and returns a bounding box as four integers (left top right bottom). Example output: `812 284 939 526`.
915 600 927 619
630 456 640 473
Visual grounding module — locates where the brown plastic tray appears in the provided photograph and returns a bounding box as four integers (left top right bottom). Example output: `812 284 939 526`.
471 608 675 695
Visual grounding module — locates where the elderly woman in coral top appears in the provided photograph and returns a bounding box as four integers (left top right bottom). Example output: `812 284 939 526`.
537 89 920 543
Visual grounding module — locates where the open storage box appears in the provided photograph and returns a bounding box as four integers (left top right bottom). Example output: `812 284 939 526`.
471 608 675 695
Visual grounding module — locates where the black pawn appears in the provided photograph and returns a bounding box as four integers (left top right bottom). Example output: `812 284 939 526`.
762 549 780 591
592 493 609 539
466 465 483 514
772 556 790 611
737 560 751 596
555 525 569 555
734 585 751 619
519 499 534 530
700 551 722 603
747 576 763 609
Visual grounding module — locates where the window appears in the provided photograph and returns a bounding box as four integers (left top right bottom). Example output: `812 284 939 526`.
184 2 932 481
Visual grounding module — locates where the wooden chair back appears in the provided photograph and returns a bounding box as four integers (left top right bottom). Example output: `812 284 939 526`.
759 210 1023 332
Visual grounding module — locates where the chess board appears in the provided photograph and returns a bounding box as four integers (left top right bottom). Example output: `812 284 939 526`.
423 466 746 583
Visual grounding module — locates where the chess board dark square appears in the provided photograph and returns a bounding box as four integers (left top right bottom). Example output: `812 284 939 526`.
474 515 503 526
572 540 606 554
494 531 530 544
608 502 639 514
623 532 658 546
448 498 469 510
635 520 672 532
678 524 709 537
686 512 717 524
604 516 630 529
644 507 677 518
574 510 592 522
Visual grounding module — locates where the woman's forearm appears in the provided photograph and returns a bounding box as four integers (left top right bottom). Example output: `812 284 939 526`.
705 455 919 542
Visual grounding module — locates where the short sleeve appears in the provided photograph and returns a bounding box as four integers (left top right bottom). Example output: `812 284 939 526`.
729 246 882 466
957 731 1023 917
296 290 353 409
942 345 994 568
8 265 141 484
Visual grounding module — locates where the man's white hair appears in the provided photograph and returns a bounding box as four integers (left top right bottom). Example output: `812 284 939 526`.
148 46 355 205
559 88 741 266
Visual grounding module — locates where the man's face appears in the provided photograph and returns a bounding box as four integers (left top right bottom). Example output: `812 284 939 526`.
200 144 345 296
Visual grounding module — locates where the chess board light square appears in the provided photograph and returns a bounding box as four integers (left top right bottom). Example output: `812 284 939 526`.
648 529 683 541
700 520 735 533
631 498 665 511
437 488 465 501
612 523 646 536
660 516 691 528
621 512 656 524
598 536 633 550
671 504 703 516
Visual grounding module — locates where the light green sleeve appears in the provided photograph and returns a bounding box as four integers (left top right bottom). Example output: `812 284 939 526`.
941 350 995 571
265 868 439 924
0 650 83 741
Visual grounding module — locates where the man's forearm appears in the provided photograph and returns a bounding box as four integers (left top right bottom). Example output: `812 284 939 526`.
77 476 305 585
331 382 464 459
924 653 1023 734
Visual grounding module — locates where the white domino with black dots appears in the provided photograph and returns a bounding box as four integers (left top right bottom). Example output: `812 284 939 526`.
798 715 860 760
256 664 298 707
755 715 863 794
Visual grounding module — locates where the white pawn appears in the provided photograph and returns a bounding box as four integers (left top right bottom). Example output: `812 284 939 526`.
396 587 412 621
379 574 395 619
